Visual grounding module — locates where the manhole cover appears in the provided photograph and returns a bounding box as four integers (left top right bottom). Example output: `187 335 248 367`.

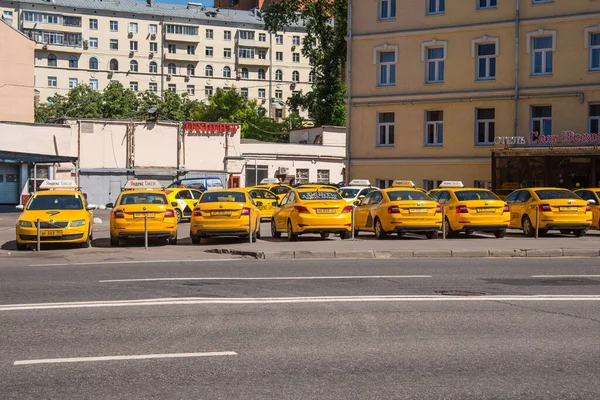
435 290 486 296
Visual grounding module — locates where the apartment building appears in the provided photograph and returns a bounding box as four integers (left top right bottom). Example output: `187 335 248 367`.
214 0 272 10
347 0 600 193
0 0 312 120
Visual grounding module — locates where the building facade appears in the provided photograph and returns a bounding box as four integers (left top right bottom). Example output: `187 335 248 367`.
214 0 273 10
347 0 600 191
0 0 312 121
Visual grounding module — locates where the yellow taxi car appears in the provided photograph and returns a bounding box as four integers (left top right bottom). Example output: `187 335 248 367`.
255 178 293 202
431 181 510 238
244 187 279 220
574 188 600 229
165 187 203 222
190 189 261 244
15 180 97 250
107 180 178 246
354 180 442 239
271 188 352 241
295 184 339 192
505 187 592 237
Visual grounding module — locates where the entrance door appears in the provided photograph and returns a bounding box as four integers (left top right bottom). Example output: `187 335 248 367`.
0 165 20 204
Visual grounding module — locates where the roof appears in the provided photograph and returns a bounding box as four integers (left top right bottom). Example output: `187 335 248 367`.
0 150 77 164
12 0 306 29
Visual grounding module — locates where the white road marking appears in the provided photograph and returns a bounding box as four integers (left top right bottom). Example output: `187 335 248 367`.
14 351 237 366
29 259 240 267
99 275 432 283
3 295 600 312
531 275 600 278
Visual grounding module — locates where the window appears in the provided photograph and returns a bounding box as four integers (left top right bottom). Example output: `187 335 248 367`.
423 180 443 191
309 71 314 83
89 79 98 90
110 39 118 51
275 90 283 99
129 22 138 34
224 30 231 40
425 110 444 146
129 60 138 72
168 84 176 92
258 88 266 99
476 108 495 145
109 59 119 71
292 35 301 46
205 65 213 76
68 56 78 69
205 47 213 57
293 53 300 63
427 0 445 14
206 29 213 39
149 24 157 34
532 36 553 75
258 50 266 60
258 69 266 80
223 66 231 78
129 81 138 92
187 45 195 55
532 0 553 3
89 57 98 70
187 64 195 76
63 16 81 27
168 44 176 54
69 78 78 89
292 70 300 83
110 20 118 31
296 169 309 184
379 0 396 19
376 112 394 147
3 11 13 20
240 68 249 79
187 85 195 96
317 170 330 184
165 24 198 36
149 82 158 92
376 180 394 189
47 54 57 67
239 30 255 40
275 69 283 81
477 0 497 9
130 41 138 52
474 181 491 189
476 43 496 80
246 165 269 187
239 47 255 59
224 48 232 58
276 35 283 45
241 88 249 98
47 76 57 87
377 50 396 86
149 61 157 73
168 63 177 74
590 104 600 134
276 52 283 61
590 33 600 71
205 86 213 97
426 47 445 83
89 19 98 29
89 38 98 49
531 106 552 136
150 42 158 52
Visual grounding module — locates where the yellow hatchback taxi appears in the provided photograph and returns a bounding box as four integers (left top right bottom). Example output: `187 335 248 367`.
107 180 178 246
190 189 261 244
165 187 203 222
244 187 279 220
431 181 510 238
574 189 600 229
271 189 352 241
354 180 442 239
15 180 97 250
505 188 592 237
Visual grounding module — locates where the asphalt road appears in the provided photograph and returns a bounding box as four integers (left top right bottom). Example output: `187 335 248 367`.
1 258 600 399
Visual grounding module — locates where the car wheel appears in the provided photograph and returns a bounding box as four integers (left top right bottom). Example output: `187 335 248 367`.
110 235 119 247
287 220 298 242
169 234 178 245
256 228 261 240
444 217 457 238
175 209 183 223
191 235 200 245
522 216 536 237
16 242 27 251
320 232 330 239
353 229 359 237
374 219 387 240
573 229 586 238
271 219 281 238
340 231 350 240
494 229 506 239
425 230 439 240
560 230 572 235
80 235 91 248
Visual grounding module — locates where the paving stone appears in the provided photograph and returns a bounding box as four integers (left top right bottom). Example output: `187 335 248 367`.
335 251 374 259
294 251 335 259
451 250 490 258
525 249 564 257
561 249 600 257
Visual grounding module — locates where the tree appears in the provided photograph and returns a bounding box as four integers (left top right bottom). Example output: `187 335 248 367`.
263 0 348 126
100 82 139 119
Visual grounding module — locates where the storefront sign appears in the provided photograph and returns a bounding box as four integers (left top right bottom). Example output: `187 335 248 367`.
183 122 240 137
495 131 600 146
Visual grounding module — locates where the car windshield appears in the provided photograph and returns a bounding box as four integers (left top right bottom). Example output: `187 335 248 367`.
27 194 83 210
386 191 430 201
339 188 361 198
535 190 580 200
200 191 246 203
270 186 291 195
455 190 500 201
120 193 168 205
298 192 342 201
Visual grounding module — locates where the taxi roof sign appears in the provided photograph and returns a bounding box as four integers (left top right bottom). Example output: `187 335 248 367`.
39 180 79 190
349 179 371 187
122 179 164 191
391 180 416 188
260 178 280 184
439 181 465 188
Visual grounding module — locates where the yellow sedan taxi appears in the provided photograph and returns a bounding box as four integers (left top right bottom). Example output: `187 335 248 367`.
190 189 261 244
354 181 442 239
255 178 293 202
244 187 279 220
165 187 203 222
505 187 592 237
271 189 352 241
107 180 178 246
574 188 600 229
431 181 510 238
15 180 97 250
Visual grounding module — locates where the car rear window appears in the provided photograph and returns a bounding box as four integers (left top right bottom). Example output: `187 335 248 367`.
200 191 246 203
270 186 291 195
455 190 500 201
386 191 430 201
535 190 580 200
298 192 342 200
340 188 361 198
120 193 168 205
27 195 83 210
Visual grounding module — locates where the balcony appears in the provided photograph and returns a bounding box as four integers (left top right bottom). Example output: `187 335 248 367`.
165 33 200 43
23 20 82 34
237 57 270 67
164 52 199 62
35 41 83 53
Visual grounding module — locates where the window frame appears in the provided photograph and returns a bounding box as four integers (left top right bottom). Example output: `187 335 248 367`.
109 39 118 51
129 81 138 92
89 19 98 30
589 104 600 134
425 110 444 146
89 37 98 49
585 28 600 72
109 20 118 32
378 0 397 20
47 76 57 88
129 60 138 73
472 36 499 81
149 61 158 74
530 105 553 137
475 108 496 146
88 79 99 90
421 40 447 84
376 112 395 148
205 65 213 77
373 44 398 87
426 0 446 15
68 77 78 89
527 30 556 76
47 54 57 67
476 0 497 9
223 66 231 78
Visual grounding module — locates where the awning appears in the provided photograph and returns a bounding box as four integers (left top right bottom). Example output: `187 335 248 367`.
0 150 77 164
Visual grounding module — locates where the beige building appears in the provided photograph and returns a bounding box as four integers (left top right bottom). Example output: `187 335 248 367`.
347 0 600 194
0 17 35 123
0 0 312 121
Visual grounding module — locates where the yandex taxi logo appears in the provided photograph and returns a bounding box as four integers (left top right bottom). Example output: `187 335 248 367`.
184 122 241 137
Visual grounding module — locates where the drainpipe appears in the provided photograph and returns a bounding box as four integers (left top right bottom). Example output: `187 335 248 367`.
160 20 165 99
269 32 273 119
345 0 353 183
513 0 521 137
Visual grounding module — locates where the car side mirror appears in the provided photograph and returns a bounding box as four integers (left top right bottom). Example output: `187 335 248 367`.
86 204 98 211
358 195 365 200
588 199 597 205
171 202 178 207
105 203 114 209
15 205 24 211
255 201 263 207
272 201 278 207
354 200 360 206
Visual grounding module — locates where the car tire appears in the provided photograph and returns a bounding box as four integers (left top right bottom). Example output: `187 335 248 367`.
353 229 359 237
110 235 119 247
175 209 183 223
287 220 298 242
494 229 506 239
425 230 439 240
320 232 330 239
271 220 281 238
191 235 201 245
560 230 572 235
340 231 350 240
256 228 261 240
444 217 458 238
523 216 535 237
81 235 91 248
573 229 586 238
16 242 27 251
374 219 387 240
169 235 178 245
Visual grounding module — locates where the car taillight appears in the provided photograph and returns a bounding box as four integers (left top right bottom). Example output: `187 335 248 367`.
388 206 400 214
456 205 468 213
295 205 310 214
241 207 251 216
503 204 509 213
342 205 352 213
165 209 175 218
435 205 442 214
113 210 124 218
193 209 202 216
539 204 552 212
586 204 592 212
165 190 172 195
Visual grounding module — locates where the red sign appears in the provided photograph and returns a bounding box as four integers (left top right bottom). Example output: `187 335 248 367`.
528 131 600 146
184 122 240 137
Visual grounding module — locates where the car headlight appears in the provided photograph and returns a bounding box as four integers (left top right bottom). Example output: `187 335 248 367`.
18 220 33 227
71 220 86 227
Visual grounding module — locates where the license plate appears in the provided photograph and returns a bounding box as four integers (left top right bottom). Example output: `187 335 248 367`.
316 209 336 214
211 211 232 216
409 209 428 214
476 208 496 213
560 207 578 211
40 230 61 236
134 213 154 218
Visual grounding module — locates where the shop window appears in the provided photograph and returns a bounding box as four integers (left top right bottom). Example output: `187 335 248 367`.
590 104 600 134
296 169 309 184
317 170 330 184
425 110 444 146
476 108 495 145
377 112 395 147
531 106 552 137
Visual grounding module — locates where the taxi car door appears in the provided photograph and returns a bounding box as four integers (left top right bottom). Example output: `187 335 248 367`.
505 190 522 228
249 189 277 212
365 191 384 229
513 190 532 228
354 192 374 229
576 190 599 227
275 192 292 230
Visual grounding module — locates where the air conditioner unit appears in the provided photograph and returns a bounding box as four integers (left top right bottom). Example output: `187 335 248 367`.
128 32 134 38
290 83 296 89
150 33 156 40
83 40 89 49
42 44 48 50
149 52 154 58
129 51 134 57
261 98 266 104
291 45 296 51
184 75 190 81
166 74 172 80
277 167 290 175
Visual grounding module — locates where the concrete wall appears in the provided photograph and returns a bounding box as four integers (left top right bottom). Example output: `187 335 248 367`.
78 122 127 169
289 126 346 147
0 121 76 156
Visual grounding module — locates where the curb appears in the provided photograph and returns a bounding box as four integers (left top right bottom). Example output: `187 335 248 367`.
206 248 600 260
